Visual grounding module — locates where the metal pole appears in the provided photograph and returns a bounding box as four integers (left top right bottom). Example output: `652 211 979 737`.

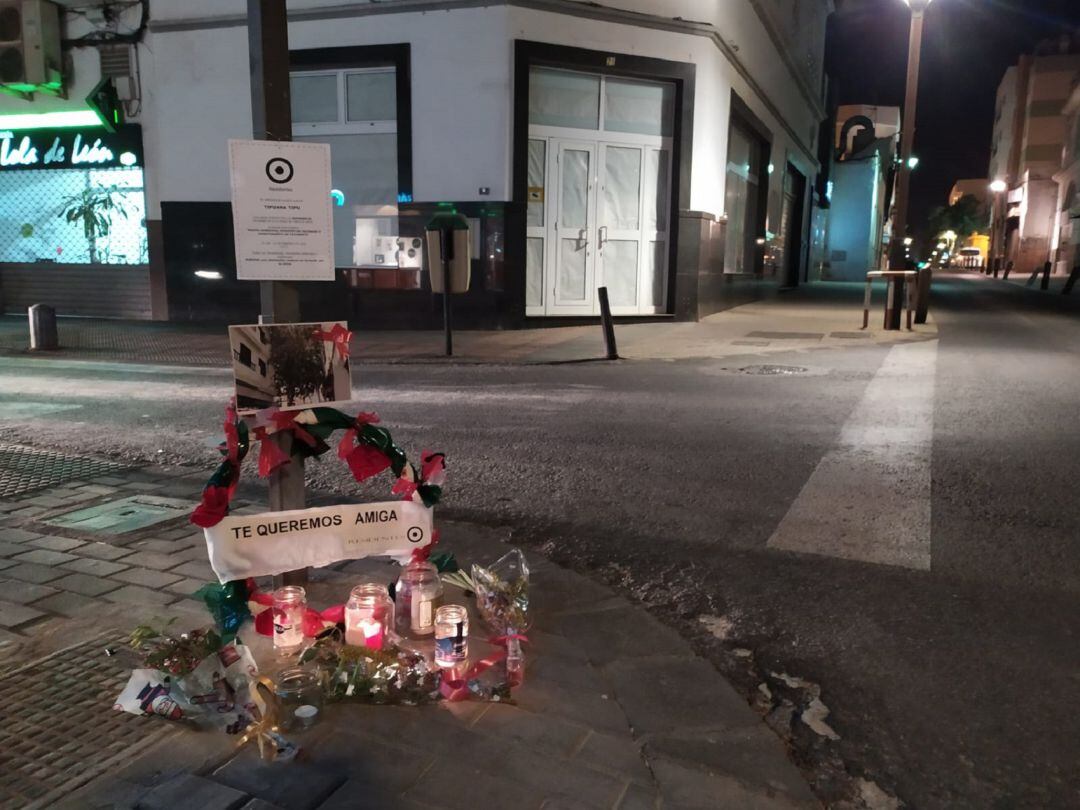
597 286 619 359
248 0 306 588
439 227 453 357
889 10 923 271
1041 260 1052 291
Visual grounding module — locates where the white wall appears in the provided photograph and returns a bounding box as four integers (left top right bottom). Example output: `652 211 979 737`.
142 1 825 225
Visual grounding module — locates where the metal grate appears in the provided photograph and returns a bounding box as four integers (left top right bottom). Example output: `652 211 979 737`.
0 632 170 809
738 365 809 376
0 444 132 498
44 495 191 535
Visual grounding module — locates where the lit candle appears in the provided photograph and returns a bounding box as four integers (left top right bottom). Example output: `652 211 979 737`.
360 617 384 650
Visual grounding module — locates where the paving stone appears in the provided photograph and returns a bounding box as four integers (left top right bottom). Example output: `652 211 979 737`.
77 542 135 561
12 548 78 566
22 494 73 508
575 731 653 784
137 773 248 810
645 727 817 804
471 702 590 759
170 560 216 579
30 590 102 617
0 539 28 557
309 732 434 808
648 755 807 809
112 567 184 588
616 783 661 809
603 657 759 736
53 572 123 597
239 800 287 810
119 550 178 570
9 505 46 518
0 599 46 629
0 559 16 571
63 556 130 576
212 750 346 810
79 481 124 491
131 538 187 553
2 562 68 583
514 675 632 736
27 535 87 552
103 584 177 606
494 738 627 807
551 606 687 667
167 577 211 596
122 481 168 492
0 528 43 543
0 577 59 604
404 758 542 810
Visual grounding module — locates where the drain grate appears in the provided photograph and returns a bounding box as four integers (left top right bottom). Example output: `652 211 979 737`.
0 632 169 808
0 444 133 499
738 365 809 375
44 495 191 535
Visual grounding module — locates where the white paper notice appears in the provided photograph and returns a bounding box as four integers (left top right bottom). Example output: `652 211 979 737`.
228 139 335 281
203 500 433 583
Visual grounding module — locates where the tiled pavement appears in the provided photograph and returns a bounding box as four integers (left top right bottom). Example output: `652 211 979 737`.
0 461 818 809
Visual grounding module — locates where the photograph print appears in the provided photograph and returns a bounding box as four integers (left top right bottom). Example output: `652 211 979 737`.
229 321 353 415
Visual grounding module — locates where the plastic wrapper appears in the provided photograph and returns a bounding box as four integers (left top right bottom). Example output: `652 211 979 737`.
471 548 530 634
114 641 260 733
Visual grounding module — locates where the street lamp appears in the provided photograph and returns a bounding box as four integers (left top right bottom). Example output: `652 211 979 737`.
891 0 934 324
989 179 1007 194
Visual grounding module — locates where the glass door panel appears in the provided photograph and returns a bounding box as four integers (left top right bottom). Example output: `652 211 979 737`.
598 144 643 313
551 141 597 313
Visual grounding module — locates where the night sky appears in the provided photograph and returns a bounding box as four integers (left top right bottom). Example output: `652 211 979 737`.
827 0 1080 242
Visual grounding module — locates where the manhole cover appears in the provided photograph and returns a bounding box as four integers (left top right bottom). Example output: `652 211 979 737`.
44 495 192 535
738 365 809 375
0 632 169 808
0 444 133 499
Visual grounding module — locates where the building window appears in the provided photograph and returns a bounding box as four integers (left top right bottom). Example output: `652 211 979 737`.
0 165 147 265
725 119 768 275
291 67 399 269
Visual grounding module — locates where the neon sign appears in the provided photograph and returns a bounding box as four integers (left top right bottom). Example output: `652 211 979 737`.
0 125 142 171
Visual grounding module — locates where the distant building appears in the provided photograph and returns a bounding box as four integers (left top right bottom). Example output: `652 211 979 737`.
988 33 1080 274
948 179 990 208
822 105 899 281
1052 80 1080 275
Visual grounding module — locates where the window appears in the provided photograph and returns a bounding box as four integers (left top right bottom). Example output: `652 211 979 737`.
0 166 147 265
724 120 768 275
291 67 399 269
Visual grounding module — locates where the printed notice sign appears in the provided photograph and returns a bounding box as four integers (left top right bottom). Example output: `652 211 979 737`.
228 139 335 281
203 500 433 583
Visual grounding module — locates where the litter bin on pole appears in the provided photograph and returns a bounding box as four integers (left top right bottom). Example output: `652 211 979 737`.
914 266 931 324
425 211 470 356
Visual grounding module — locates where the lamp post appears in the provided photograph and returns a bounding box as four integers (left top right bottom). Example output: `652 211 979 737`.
989 179 1007 274
890 0 933 323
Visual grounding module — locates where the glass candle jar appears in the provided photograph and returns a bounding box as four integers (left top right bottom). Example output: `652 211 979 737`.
272 586 307 653
395 560 443 638
434 604 469 668
273 666 322 732
344 583 395 649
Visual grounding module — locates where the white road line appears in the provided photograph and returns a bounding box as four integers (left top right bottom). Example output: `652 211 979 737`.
767 340 937 570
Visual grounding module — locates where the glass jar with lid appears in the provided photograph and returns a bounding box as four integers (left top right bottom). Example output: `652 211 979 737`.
273 666 322 731
434 604 469 668
344 582 395 649
272 585 307 654
395 559 443 638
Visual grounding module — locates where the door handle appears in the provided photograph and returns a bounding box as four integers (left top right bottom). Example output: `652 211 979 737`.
578 228 588 247
598 225 608 249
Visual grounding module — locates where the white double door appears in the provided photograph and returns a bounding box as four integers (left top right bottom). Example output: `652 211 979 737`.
530 138 670 316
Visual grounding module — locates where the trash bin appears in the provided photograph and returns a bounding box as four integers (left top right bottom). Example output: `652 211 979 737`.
28 303 58 351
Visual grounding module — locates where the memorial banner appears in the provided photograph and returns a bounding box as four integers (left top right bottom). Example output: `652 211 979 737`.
204 500 433 583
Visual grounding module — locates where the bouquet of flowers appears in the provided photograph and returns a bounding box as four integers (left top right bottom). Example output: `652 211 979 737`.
471 549 530 687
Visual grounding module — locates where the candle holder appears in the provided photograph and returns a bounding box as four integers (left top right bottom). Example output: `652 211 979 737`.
273 666 322 731
434 604 469 668
344 583 395 650
395 559 443 639
272 586 307 654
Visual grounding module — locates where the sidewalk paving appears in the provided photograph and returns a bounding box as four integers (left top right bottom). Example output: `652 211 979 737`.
0 282 934 369
0 454 817 809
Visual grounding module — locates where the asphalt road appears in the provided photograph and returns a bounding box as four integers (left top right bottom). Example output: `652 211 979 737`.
1 275 1077 808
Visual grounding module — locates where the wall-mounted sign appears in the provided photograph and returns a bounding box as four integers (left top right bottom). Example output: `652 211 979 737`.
203 500 434 582
228 138 335 281
0 125 143 171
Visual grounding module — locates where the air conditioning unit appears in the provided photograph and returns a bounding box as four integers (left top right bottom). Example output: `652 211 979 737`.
0 0 62 94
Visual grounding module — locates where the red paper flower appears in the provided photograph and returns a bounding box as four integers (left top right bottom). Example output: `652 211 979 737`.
336 427 357 460
420 450 447 486
346 444 392 482
190 484 234 528
391 475 419 501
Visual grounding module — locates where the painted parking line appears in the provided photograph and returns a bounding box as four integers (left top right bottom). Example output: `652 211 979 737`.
767 340 937 570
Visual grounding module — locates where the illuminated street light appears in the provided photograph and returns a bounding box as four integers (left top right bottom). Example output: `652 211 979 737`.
989 179 1007 194
907 156 920 170
936 241 946 250
904 237 914 246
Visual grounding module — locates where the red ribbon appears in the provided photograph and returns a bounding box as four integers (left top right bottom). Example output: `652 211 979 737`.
312 323 353 359
257 434 291 477
346 444 392 482
248 583 344 638
190 483 235 528
391 475 419 501
438 634 529 701
269 410 318 447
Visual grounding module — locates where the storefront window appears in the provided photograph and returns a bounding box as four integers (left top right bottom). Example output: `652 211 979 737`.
0 126 147 265
725 121 766 275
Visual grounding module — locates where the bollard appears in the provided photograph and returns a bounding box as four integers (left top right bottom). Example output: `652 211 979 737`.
992 258 1000 278
1003 260 1013 280
1064 264 1080 295
1040 261 1052 291
28 304 58 351
914 267 931 324
597 286 619 360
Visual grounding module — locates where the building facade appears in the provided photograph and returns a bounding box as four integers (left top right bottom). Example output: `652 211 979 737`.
1053 80 1080 276
988 36 1080 275
0 0 832 326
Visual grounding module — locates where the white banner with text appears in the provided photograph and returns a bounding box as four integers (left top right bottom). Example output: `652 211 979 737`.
204 501 433 583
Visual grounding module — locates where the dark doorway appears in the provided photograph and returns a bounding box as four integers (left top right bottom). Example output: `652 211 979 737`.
780 163 807 288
